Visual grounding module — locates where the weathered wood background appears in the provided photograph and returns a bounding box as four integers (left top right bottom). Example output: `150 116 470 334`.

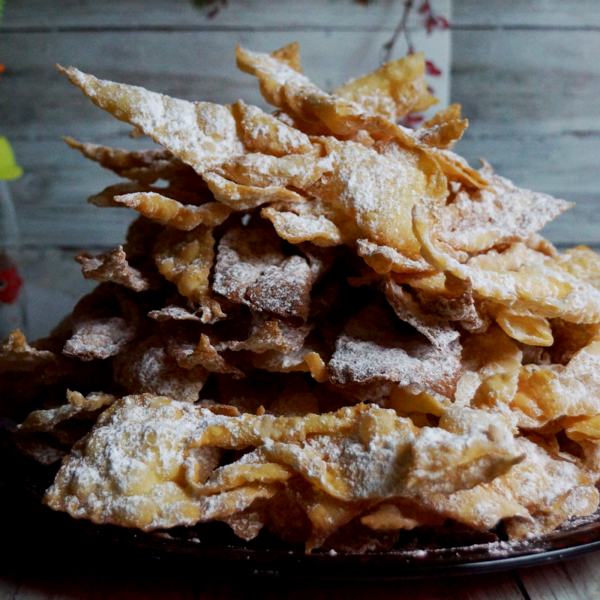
2 0 599 251
1 0 454 337
1 2 600 598
1 0 453 246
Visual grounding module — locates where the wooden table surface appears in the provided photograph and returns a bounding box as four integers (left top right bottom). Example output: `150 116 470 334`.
2 532 600 600
0 481 599 600
5 555 600 600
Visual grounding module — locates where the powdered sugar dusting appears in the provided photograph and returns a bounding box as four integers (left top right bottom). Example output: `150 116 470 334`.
419 437 596 533
240 48 312 89
438 172 573 253
61 67 245 174
214 223 314 320
329 304 461 397
45 395 207 529
39 48 600 554
307 139 429 258
256 406 521 502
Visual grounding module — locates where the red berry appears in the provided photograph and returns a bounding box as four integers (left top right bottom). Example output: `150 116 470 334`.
418 1 431 15
425 60 442 76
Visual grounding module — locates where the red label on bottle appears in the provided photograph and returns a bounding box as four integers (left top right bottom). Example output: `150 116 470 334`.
0 266 23 304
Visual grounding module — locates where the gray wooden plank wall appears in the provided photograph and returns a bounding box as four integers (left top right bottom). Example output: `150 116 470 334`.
0 0 452 248
2 0 599 250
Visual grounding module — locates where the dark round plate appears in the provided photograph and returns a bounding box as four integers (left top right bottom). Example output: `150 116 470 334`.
3 426 600 580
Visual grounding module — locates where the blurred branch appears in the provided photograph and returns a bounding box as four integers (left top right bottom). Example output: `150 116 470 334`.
381 0 414 65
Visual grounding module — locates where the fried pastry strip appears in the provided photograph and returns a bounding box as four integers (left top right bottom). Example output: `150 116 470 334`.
58 66 245 173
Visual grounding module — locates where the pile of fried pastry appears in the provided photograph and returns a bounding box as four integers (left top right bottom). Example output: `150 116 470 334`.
3 43 600 554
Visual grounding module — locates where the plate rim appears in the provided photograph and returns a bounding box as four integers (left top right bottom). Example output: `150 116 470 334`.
4 431 600 580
